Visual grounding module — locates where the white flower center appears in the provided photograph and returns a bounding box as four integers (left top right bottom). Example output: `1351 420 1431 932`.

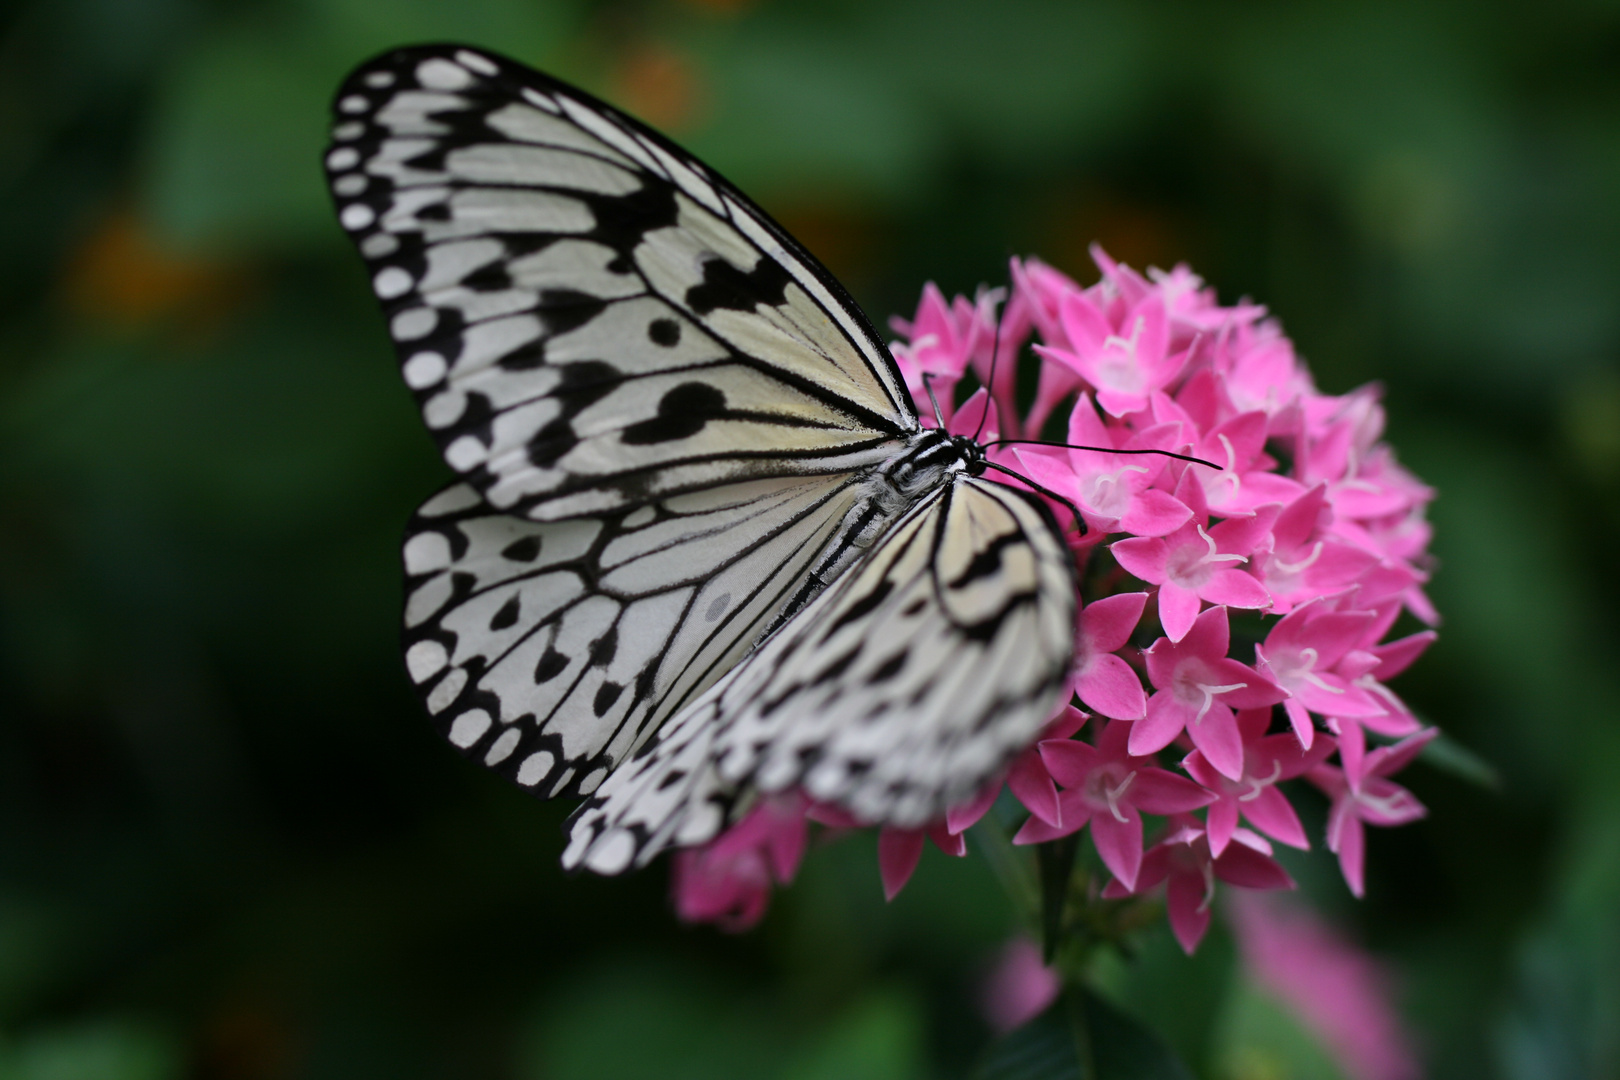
1239 760 1283 802
1271 646 1343 696
1166 524 1246 588
1083 766 1137 823
1098 316 1147 392
1082 464 1148 516
1196 858 1217 913
1270 541 1324 580
1193 680 1248 723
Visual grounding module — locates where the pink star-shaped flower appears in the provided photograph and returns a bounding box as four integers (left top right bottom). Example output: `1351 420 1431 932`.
1019 719 1214 890
1212 318 1314 419
1248 485 1380 615
1033 285 1186 418
1254 599 1388 750
1308 728 1436 897
1111 470 1275 642
1182 707 1335 856
1136 606 1286 779
1103 817 1295 954
1014 396 1191 537
1322 606 1435 785
890 282 998 427
1149 398 1306 516
1004 705 1089 828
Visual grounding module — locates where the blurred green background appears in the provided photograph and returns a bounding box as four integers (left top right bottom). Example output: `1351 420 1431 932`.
4 0 1620 1077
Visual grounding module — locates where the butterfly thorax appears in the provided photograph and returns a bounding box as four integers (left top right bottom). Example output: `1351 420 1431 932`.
758 429 979 638
871 428 983 509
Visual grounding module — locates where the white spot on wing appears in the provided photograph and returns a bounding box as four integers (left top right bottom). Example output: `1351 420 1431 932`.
521 87 560 113
333 174 367 196
585 830 635 874
339 95 370 114
402 530 451 573
361 233 399 257
391 307 437 340
517 751 556 786
426 668 467 713
456 50 498 76
418 484 483 516
417 58 474 91
374 267 414 299
484 727 521 765
449 709 493 748
402 351 448 388
364 71 396 88
405 639 448 681
422 390 467 429
327 147 359 170
332 121 364 140
445 436 486 470
340 204 375 230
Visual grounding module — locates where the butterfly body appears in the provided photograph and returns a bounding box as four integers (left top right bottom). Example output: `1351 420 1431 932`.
328 45 1077 872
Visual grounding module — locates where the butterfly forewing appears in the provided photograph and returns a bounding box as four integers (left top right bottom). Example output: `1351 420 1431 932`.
327 45 917 521
563 476 1078 873
331 46 1084 873
402 474 872 797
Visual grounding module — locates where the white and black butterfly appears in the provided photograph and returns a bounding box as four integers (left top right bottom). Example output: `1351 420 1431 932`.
325 45 1078 874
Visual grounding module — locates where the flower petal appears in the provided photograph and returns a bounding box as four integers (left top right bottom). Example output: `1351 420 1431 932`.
1090 810 1145 891
878 829 925 901
1076 653 1148 720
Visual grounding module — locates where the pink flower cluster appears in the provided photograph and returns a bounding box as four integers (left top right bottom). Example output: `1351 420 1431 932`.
670 249 1439 953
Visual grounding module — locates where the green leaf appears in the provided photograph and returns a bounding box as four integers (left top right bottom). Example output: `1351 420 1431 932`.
974 994 1085 1080
1081 990 1196 1080
975 989 1194 1080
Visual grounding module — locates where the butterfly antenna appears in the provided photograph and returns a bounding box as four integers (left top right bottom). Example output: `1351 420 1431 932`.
983 439 1220 470
980 460 1087 536
971 290 1008 444
921 372 947 428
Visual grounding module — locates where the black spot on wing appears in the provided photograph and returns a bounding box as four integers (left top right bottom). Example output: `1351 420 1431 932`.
526 417 577 468
502 535 541 562
827 579 893 635
490 595 521 630
948 533 1024 588
811 646 860 687
648 317 680 346
867 650 907 684
593 681 624 716
685 253 792 315
541 288 608 336
621 382 727 444
589 626 618 665
583 181 680 261
534 647 568 683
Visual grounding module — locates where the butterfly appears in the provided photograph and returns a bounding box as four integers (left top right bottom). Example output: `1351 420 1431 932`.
325 44 1078 875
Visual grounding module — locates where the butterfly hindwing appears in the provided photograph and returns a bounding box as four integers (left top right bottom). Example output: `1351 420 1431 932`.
563 475 1078 873
402 473 873 798
326 45 917 522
